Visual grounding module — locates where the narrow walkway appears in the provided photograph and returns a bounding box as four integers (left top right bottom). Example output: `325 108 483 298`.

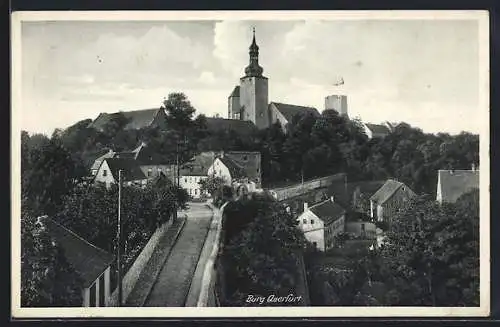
124 217 186 306
143 203 213 307
184 204 219 306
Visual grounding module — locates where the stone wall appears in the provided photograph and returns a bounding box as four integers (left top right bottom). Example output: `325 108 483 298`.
108 218 173 306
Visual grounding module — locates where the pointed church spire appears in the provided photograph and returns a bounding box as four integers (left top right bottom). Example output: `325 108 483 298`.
245 27 263 77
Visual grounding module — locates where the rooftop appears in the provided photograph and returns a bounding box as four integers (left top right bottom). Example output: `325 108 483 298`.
270 102 320 123
365 123 391 135
309 199 346 225
41 217 114 288
88 108 162 131
103 157 147 182
437 169 479 203
370 179 406 204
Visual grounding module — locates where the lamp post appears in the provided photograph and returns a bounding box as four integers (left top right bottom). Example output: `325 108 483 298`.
116 169 123 306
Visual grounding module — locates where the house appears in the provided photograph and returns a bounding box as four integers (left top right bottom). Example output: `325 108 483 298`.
92 143 176 182
179 152 216 199
268 102 321 132
369 179 416 224
88 108 167 131
436 168 479 204
363 123 392 139
93 157 148 188
297 197 346 252
207 152 261 195
90 149 115 176
128 142 176 181
38 216 114 307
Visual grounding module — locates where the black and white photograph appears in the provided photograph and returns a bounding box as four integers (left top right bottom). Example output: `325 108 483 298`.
11 10 490 318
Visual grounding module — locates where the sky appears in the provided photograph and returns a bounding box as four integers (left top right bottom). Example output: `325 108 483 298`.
19 17 483 135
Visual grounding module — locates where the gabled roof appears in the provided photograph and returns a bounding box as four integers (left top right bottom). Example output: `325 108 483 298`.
90 149 115 171
224 151 261 180
218 156 246 178
41 217 114 288
103 158 147 182
270 102 320 123
205 117 257 135
229 86 240 98
364 123 391 135
309 200 346 225
437 170 479 203
88 108 162 131
180 152 216 176
369 179 406 204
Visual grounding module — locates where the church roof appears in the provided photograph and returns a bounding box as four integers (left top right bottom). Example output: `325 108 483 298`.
40 217 114 288
364 123 391 135
88 108 163 131
205 117 257 135
437 170 479 203
270 102 320 123
229 86 240 98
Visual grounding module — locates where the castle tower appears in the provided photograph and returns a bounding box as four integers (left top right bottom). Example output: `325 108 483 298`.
239 28 269 129
325 94 349 118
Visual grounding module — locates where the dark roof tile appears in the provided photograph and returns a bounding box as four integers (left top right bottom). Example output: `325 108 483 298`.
103 158 147 182
270 102 320 123
41 217 114 288
309 200 346 225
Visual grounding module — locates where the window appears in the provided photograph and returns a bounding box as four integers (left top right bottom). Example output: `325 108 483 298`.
195 189 198 195
243 155 248 161
303 219 307 224
103 170 107 177
311 219 314 224
147 169 152 177
184 178 187 183
361 223 365 231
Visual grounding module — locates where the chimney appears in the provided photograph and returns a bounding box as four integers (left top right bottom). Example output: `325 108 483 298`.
330 195 334 203
303 202 308 212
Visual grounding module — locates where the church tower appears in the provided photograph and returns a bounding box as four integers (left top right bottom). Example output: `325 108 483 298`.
239 28 269 129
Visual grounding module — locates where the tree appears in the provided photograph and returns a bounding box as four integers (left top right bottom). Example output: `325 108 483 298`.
21 201 83 307
221 194 307 306
161 93 207 165
374 192 480 306
22 137 86 216
199 175 225 199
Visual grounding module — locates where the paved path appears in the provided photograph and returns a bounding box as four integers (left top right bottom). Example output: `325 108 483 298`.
143 202 214 307
184 203 220 306
124 216 186 307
